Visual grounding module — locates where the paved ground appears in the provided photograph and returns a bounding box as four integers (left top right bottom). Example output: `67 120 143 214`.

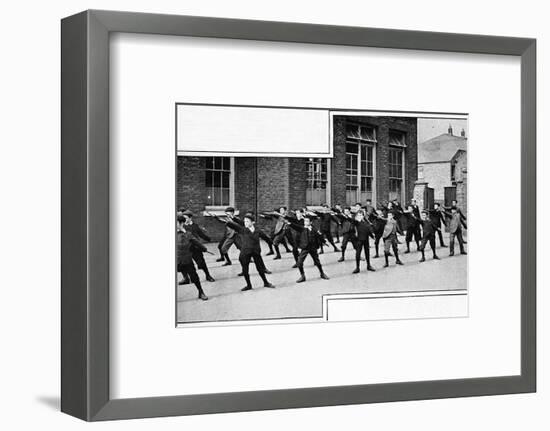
177 232 467 323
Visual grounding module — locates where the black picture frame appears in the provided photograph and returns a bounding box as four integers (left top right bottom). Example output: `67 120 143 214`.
61 9 536 421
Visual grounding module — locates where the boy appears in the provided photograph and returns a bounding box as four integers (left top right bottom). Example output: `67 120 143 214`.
445 207 467 256
176 215 208 301
370 209 387 258
418 211 440 262
181 210 215 282
334 206 357 262
313 204 341 254
285 214 330 283
351 210 376 273
403 204 421 253
260 207 293 260
429 203 448 247
216 213 274 291
379 212 404 267
214 207 240 266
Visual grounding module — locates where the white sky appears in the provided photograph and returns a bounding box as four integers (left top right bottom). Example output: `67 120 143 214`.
417 117 469 144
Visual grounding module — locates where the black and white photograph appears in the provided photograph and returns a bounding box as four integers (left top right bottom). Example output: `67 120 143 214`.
176 104 468 325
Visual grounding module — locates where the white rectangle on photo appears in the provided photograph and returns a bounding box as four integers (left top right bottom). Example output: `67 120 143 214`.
324 290 468 322
177 104 332 157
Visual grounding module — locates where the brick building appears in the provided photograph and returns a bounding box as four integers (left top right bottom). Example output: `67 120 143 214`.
178 115 418 240
417 125 467 206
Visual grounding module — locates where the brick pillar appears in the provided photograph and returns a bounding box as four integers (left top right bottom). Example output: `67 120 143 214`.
256 158 289 214
413 181 429 211
376 123 390 202
456 168 467 217
331 117 347 204
288 158 307 210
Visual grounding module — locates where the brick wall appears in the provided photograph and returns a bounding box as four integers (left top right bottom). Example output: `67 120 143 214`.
331 117 347 205
288 158 308 210
234 157 257 214
456 168 467 217
419 162 451 201
332 115 418 205
256 158 289 213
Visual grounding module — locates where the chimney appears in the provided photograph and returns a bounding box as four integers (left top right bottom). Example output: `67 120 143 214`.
448 124 453 135
461 128 466 137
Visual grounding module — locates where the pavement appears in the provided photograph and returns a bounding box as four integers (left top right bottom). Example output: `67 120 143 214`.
177 232 468 324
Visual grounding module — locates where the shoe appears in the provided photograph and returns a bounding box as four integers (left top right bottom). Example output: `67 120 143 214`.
367 266 376 272
419 257 426 263
441 244 448 248
338 257 344 262
264 282 275 288
396 260 404 265
241 286 253 291
320 273 330 280
352 268 360 274
273 256 281 260
296 276 306 283
433 255 440 260
404 250 410 254
333 248 341 253
374 254 379 258
383 263 389 268
266 251 274 256
206 275 215 282
216 257 225 262
291 263 298 269
264 269 272 274
237 272 244 277
449 252 454 257
178 279 190 285
222 261 232 266
319 250 324 255
198 292 208 301
460 251 467 255
335 239 340 244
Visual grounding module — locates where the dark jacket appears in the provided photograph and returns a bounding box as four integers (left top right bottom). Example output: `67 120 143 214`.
428 209 447 229
287 222 324 250
402 212 420 231
185 222 211 242
421 219 436 237
177 230 207 265
314 211 339 231
335 213 355 235
261 213 287 236
226 220 270 255
352 219 374 241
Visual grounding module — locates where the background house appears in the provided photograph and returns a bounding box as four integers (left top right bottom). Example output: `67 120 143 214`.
417 124 468 210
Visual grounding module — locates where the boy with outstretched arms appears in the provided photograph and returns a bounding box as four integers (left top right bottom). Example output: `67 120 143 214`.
418 210 440 262
176 215 208 301
285 214 330 283
351 210 376 273
214 213 274 291
377 211 404 268
334 206 357 262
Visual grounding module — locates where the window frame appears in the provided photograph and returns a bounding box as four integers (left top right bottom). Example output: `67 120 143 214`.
204 156 235 212
344 123 377 205
305 157 332 208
